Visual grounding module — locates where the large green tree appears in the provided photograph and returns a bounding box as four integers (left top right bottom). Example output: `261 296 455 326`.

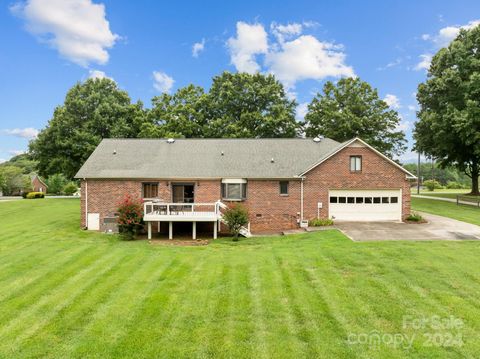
414 25 480 195
141 72 299 138
30 78 147 178
207 72 299 138
139 85 209 138
304 77 407 158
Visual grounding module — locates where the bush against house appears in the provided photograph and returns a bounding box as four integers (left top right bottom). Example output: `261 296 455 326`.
222 204 249 241
117 195 144 240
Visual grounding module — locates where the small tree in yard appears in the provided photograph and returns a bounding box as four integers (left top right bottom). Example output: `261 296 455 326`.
117 195 144 240
222 204 249 241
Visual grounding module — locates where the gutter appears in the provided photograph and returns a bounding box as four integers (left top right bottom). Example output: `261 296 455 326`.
84 178 88 229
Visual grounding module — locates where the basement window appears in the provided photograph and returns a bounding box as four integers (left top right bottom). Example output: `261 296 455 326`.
221 179 247 201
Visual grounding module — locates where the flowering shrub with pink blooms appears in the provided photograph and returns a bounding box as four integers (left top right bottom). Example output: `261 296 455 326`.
117 194 144 240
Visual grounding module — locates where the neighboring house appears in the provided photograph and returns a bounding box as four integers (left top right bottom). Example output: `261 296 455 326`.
31 174 48 193
75 137 416 238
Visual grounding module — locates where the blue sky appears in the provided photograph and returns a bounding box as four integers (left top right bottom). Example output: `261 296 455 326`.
1 0 479 164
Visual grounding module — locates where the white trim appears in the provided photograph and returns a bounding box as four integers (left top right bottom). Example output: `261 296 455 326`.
299 137 417 178
221 178 247 184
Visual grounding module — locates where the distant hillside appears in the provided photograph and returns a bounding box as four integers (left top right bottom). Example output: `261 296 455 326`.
0 154 38 174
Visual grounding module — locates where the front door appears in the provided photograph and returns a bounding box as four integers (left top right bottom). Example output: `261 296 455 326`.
172 184 195 203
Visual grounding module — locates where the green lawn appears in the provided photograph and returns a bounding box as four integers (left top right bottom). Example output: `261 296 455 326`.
412 197 480 226
1 199 480 358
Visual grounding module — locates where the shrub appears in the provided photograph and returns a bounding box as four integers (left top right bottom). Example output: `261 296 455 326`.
222 204 249 241
46 173 68 194
308 218 334 226
63 182 78 195
117 194 144 240
26 192 45 199
446 181 463 189
22 191 29 198
406 211 424 222
423 179 444 191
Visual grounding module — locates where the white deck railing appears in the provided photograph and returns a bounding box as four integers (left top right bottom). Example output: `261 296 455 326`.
144 201 223 219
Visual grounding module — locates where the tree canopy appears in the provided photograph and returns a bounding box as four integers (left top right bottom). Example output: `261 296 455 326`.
140 72 299 139
414 25 480 194
29 78 147 178
303 77 407 158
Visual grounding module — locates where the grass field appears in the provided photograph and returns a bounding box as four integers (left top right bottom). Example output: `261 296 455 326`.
1 199 480 358
411 197 480 226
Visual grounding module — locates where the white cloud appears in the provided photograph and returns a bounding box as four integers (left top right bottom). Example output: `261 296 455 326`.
88 69 111 80
226 21 354 89
11 0 119 67
408 104 417 111
153 71 174 93
226 22 268 73
271 22 303 43
3 127 39 139
416 20 480 72
383 94 401 109
266 35 354 89
8 150 26 156
414 54 432 72
431 20 480 47
192 38 205 58
296 102 309 121
396 120 410 132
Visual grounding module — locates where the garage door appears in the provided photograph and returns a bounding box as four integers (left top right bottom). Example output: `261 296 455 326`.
329 189 402 221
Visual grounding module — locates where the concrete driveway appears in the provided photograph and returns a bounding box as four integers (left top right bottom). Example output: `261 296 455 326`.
335 212 480 241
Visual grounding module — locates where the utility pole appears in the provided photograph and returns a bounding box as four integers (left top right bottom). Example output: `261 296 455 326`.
417 152 421 194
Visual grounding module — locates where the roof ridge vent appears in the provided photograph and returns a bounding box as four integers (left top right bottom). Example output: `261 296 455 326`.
166 138 175 144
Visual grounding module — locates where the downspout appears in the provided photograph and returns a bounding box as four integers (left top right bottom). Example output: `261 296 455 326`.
300 176 305 222
84 178 88 229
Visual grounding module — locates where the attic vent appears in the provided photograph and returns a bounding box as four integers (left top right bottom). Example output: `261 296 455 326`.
166 138 175 144
113 149 117 155
221 151 224 156
313 136 324 143
271 158 275 163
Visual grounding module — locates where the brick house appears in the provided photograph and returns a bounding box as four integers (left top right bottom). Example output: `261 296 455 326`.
75 137 416 238
31 174 48 193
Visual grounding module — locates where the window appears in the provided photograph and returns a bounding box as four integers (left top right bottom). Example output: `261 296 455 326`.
365 197 373 204
330 196 338 203
221 179 247 201
390 196 398 203
339 197 346 203
279 181 289 195
347 197 355 203
350 156 362 172
373 197 381 204
142 183 158 198
356 197 364 204
382 197 390 204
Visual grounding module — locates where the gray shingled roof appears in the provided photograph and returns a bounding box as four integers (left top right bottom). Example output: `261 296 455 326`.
75 138 343 179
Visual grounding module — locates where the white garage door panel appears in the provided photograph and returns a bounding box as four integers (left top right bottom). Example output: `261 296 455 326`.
329 189 402 221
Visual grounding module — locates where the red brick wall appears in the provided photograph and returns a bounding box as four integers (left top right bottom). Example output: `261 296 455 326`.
302 146 411 221
80 144 411 232
237 180 301 233
31 176 47 193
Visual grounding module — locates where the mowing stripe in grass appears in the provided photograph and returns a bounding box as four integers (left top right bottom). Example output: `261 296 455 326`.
62 255 179 358
0 244 102 307
7 249 134 354
0 248 124 343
